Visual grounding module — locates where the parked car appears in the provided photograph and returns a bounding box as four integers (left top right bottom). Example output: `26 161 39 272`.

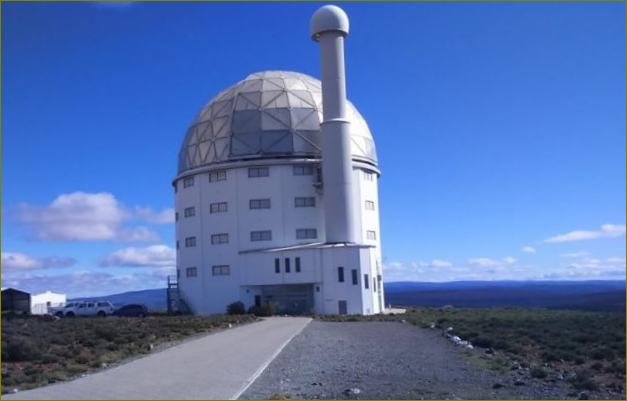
53 301 115 317
114 304 148 317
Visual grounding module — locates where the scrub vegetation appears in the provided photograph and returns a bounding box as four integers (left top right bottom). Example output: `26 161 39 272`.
1 313 257 393
319 307 626 397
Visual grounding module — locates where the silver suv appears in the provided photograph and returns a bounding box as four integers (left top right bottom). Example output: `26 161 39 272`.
53 301 115 317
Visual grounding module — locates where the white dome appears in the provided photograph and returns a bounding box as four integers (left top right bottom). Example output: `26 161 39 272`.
178 70 377 174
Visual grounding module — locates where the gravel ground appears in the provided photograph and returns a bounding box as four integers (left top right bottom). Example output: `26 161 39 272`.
241 320 576 400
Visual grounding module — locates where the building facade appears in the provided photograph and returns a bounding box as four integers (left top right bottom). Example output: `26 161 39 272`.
173 8 384 315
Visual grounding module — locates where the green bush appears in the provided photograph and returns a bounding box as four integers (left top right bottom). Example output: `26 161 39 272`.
4 338 42 362
530 367 548 379
226 301 246 315
473 337 492 348
569 370 598 391
248 302 276 317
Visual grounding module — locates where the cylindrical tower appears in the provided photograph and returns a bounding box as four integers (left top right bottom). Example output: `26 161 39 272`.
310 5 357 244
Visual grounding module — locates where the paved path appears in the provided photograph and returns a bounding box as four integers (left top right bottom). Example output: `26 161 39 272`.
3 317 311 400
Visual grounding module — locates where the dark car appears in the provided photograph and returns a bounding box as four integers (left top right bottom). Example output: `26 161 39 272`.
113 304 148 317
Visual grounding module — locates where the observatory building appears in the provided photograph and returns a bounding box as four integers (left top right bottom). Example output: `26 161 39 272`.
173 6 384 315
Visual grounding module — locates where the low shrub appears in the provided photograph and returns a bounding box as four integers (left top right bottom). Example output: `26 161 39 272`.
248 302 276 317
226 301 246 315
569 370 599 391
530 367 548 379
3 338 42 362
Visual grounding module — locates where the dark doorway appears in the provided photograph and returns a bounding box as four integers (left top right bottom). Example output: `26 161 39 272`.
254 295 261 307
338 300 347 315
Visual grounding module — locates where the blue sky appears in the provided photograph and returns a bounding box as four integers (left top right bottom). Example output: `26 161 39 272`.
2 2 625 297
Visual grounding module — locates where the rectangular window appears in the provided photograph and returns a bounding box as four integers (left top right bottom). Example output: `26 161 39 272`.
296 228 317 239
338 266 344 283
363 171 374 181
249 198 271 209
377 275 382 292
365 200 375 211
293 164 314 176
352 269 358 285
285 258 291 273
251 230 272 241
275 258 280 273
212 265 230 276
185 237 196 247
186 267 197 277
366 230 377 240
248 167 269 178
174 182 178 193
294 197 315 207
209 170 227 182
373 277 377 292
184 206 196 218
211 233 229 244
295 257 301 273
175 212 179 221
364 274 370 289
176 241 180 250
183 176 194 188
210 202 228 214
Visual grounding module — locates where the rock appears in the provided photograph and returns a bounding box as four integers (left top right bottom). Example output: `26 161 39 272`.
100 362 108 368
466 344 474 349
556 373 564 381
11 388 18 394
401 319 406 324
492 383 504 389
228 323 233 328
344 388 361 395
514 380 525 386
446 327 454 332
578 392 589 400
429 322 436 329
485 348 494 354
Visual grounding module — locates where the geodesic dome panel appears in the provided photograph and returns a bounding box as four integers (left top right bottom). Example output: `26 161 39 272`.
178 71 377 173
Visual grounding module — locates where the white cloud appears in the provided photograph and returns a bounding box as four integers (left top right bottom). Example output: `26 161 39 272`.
430 259 453 268
522 246 536 253
101 245 176 268
1 252 76 271
545 224 626 243
503 256 517 264
17 192 161 242
134 207 175 224
468 257 501 267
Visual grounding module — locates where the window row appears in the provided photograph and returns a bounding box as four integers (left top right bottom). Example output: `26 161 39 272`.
184 265 230 278
180 228 319 248
177 197 317 221
178 166 374 191
337 267 376 291
274 257 302 273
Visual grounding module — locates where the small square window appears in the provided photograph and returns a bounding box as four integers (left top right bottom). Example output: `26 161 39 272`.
250 198 271 209
184 206 196 218
210 202 228 213
365 200 375 211
295 197 315 207
296 228 317 239
209 170 227 182
183 176 195 188
186 267 197 277
251 230 272 241
293 165 313 176
185 237 196 247
248 167 269 178
211 233 229 244
212 265 230 276
366 230 377 240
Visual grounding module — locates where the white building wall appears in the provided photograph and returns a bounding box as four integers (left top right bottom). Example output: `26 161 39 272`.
174 159 383 315
31 291 66 315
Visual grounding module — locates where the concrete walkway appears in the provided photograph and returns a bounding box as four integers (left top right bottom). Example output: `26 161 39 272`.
3 317 311 400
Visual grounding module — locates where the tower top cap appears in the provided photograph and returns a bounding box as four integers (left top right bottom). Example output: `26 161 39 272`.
310 5 349 41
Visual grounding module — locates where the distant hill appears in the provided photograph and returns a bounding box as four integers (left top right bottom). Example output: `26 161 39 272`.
71 288 166 311
384 280 626 311
69 280 626 313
